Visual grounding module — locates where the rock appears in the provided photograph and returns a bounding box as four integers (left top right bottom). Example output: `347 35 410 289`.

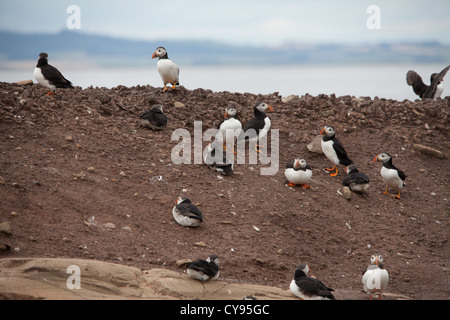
103 223 116 230
174 102 185 108
0 258 296 300
121 226 132 233
14 80 33 86
342 186 352 199
0 222 12 235
281 95 299 103
307 135 323 154
176 259 193 267
413 144 445 159
65 136 73 142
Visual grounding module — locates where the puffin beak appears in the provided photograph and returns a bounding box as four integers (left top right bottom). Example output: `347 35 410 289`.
152 52 157 59
224 111 228 118
266 105 274 112
373 155 379 162
320 128 325 135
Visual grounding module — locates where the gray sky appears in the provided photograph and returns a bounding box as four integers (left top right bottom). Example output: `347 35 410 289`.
1 0 449 46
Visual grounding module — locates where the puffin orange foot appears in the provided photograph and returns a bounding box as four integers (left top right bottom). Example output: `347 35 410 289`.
288 182 296 187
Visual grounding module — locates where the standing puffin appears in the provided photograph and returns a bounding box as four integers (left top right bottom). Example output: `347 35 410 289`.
217 106 242 151
284 158 312 188
362 255 389 300
406 65 450 100
204 142 234 176
237 102 273 153
152 47 180 92
187 254 220 282
139 104 167 130
373 153 406 199
289 264 335 300
33 52 73 97
320 126 353 176
342 164 370 194
172 196 203 227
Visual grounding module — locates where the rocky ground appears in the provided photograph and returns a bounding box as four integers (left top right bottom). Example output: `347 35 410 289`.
0 81 449 300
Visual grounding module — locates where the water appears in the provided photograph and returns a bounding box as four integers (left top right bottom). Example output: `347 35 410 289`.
0 62 446 101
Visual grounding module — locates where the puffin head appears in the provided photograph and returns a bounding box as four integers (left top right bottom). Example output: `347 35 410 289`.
225 107 237 118
175 195 190 205
38 52 49 60
293 158 307 170
207 254 220 266
370 254 384 267
255 102 273 114
345 164 358 174
373 152 391 163
152 104 164 112
152 47 168 59
320 125 335 137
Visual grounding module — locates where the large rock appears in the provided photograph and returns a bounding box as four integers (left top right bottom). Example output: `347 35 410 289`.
0 258 295 300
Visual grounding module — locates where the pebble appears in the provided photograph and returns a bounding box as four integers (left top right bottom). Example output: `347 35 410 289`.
0 222 12 235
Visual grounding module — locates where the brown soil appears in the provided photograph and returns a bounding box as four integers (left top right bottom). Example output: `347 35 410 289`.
0 82 449 300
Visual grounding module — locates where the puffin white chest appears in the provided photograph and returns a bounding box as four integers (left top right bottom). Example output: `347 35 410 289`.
434 83 444 99
34 67 55 90
321 139 339 165
362 267 389 295
259 117 271 139
172 207 201 227
381 166 403 189
285 168 312 185
220 118 242 142
157 59 179 85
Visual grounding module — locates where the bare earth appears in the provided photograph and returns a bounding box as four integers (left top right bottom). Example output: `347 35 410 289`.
0 82 449 300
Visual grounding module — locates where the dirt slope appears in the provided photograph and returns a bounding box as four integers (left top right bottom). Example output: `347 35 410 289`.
0 82 449 299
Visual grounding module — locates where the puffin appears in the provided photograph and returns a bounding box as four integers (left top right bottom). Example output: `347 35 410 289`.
362 254 389 300
342 164 370 194
406 65 450 100
139 104 167 130
289 264 336 300
320 126 353 176
152 47 180 92
217 106 242 151
373 153 406 199
204 142 234 176
284 158 312 188
172 196 203 227
33 52 73 97
237 102 273 153
187 254 220 282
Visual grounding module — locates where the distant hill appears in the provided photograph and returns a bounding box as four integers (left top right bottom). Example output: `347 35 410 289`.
1 30 449 66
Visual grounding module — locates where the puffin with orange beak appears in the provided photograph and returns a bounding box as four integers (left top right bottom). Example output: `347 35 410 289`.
152 46 180 92
237 102 273 153
362 255 389 300
373 152 406 199
217 106 242 151
320 126 353 176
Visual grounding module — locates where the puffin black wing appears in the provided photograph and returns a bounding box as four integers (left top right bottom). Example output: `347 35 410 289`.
295 278 335 300
423 65 450 99
342 172 370 186
41 64 73 88
176 203 203 221
285 160 295 169
332 138 353 166
189 260 219 277
239 117 266 140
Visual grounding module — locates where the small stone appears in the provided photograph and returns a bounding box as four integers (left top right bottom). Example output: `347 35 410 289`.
174 102 185 108
121 226 132 232
103 223 116 230
342 186 352 199
10 211 18 216
119 171 126 176
0 222 12 235
194 241 207 247
65 136 73 142
87 167 95 172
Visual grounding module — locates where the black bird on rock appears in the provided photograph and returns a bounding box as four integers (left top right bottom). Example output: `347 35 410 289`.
33 52 73 97
406 65 450 100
